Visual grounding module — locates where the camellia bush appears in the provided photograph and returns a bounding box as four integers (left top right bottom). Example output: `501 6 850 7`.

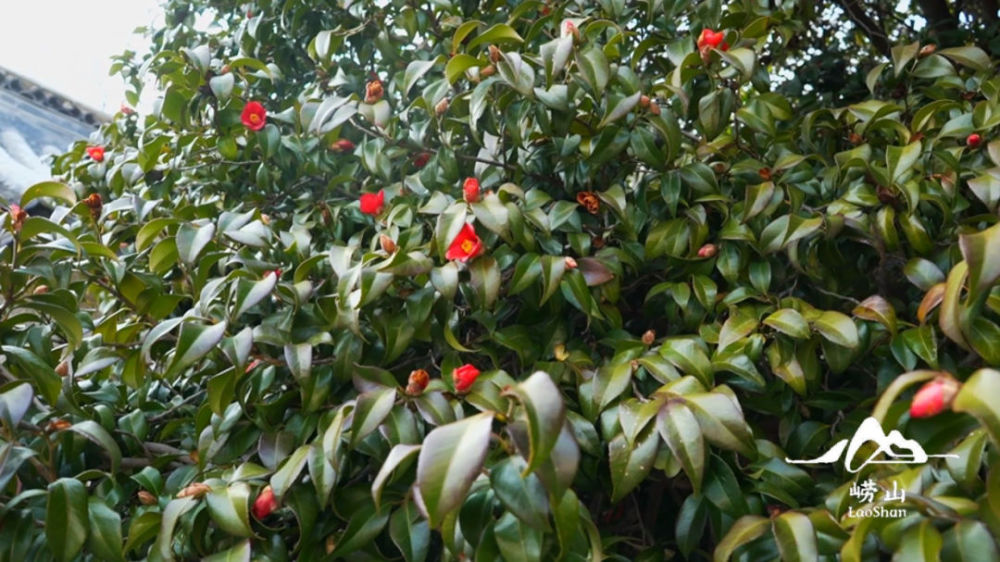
3 0 1000 560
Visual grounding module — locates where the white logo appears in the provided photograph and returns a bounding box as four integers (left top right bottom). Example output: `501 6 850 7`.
785 417 957 473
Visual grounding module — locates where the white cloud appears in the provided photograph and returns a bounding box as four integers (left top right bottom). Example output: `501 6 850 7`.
0 0 160 113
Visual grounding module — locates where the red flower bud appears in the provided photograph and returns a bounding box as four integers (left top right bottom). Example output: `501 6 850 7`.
241 101 267 131
967 133 982 148
7 203 27 233
406 369 430 396
360 190 385 216
453 364 480 393
413 152 431 168
331 139 355 152
252 485 278 519
245 359 261 373
463 177 480 203
697 243 718 258
564 256 577 269
910 377 960 418
489 45 502 63
562 20 581 42
639 95 651 108
86 146 105 162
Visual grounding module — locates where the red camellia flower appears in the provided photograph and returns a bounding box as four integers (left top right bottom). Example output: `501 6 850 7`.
252 485 278 519
967 133 982 148
241 101 267 131
463 177 480 203
697 29 729 51
360 190 385 216
86 146 105 162
453 364 481 393
445 223 483 262
910 377 960 418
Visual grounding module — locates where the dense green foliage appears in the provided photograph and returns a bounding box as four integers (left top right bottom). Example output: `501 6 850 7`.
2 0 1000 560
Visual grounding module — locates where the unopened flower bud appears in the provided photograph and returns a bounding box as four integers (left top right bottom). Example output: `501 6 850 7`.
364 79 384 105
697 243 718 258
260 213 271 225
639 95 651 108
562 20 581 42
554 343 569 361
910 376 960 418
480 64 496 78
33 285 49 295
331 139 355 153
462 177 480 203
453 364 480 393
8 204 27 233
641 330 656 346
55 361 70 377
379 233 397 253
84 193 103 221
489 45 502 63
405 369 430 396
435 97 449 116
918 44 936 58
252 485 278 519
176 482 211 499
648 101 661 116
967 133 982 148
413 152 431 168
46 419 72 432
137 491 157 505
758 167 772 181
564 257 577 269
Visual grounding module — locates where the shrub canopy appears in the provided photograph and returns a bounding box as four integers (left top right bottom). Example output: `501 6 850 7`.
2 0 1000 560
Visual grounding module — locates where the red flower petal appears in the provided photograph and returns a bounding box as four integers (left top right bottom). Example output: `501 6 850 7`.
445 223 483 262
360 190 385 215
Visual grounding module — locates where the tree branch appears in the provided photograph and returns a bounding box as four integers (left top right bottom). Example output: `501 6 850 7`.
834 0 892 56
916 0 960 41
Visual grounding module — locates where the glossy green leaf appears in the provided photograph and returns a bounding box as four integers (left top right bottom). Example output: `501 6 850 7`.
46 478 89 562
414 413 494 528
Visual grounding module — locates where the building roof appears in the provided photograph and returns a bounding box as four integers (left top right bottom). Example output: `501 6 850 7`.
0 66 107 203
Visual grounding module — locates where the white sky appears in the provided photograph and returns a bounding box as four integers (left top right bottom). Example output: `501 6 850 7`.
0 0 161 114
